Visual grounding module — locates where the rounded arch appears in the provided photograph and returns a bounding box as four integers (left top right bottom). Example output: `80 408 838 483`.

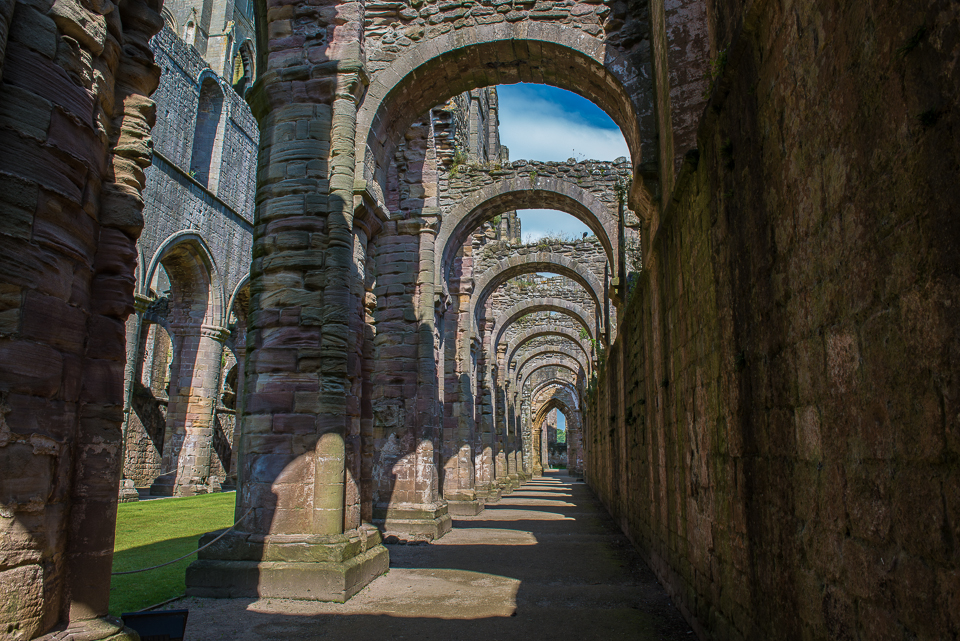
471 251 605 331
145 231 225 330
519 361 585 403
355 25 654 197
161 6 177 33
518 355 585 390
491 298 597 355
532 379 582 409
512 346 588 390
233 39 256 94
506 327 592 378
225 275 251 357
437 177 617 290
226 274 251 326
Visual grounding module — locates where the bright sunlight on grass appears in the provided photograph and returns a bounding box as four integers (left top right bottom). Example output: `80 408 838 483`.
110 492 236 615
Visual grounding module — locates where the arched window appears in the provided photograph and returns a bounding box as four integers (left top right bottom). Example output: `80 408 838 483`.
161 6 177 33
232 40 256 96
190 77 224 191
184 20 196 46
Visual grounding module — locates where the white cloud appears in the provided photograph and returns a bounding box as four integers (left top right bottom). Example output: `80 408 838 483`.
497 92 630 163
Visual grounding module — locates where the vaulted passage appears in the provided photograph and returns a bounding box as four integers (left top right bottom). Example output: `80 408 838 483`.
1 0 958 639
169 473 695 639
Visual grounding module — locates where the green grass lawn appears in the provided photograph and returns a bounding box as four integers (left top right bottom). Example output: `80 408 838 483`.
110 492 236 615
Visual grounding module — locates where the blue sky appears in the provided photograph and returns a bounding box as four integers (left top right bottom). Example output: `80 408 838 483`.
496 84 628 242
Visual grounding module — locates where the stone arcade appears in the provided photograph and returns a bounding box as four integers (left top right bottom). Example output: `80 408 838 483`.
0 0 958 639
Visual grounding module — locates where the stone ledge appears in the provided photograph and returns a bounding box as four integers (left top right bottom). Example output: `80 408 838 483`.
446 498 485 516
36 617 139 641
196 527 383 564
185 545 389 603
373 503 453 541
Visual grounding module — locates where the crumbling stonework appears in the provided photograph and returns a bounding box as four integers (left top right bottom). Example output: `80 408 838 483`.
0 0 164 633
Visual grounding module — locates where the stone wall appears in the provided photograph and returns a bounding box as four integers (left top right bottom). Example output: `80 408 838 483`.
121 24 258 495
584 1 960 639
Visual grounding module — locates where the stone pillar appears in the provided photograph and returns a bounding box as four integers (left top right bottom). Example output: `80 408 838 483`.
370 214 452 539
515 400 529 482
532 413 544 477
0 0 15 77
473 360 499 503
118 295 150 502
0 0 160 633
224 286 250 492
504 396 520 490
186 6 388 600
494 385 511 493
151 324 228 496
433 221 482 517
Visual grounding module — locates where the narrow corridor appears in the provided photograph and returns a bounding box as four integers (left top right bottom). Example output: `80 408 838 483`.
175 472 694 640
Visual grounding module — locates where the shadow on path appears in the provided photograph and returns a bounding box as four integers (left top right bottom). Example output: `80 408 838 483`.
169 472 694 640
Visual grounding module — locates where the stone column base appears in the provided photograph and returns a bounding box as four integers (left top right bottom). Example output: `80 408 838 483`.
518 471 532 482
445 498 485 516
37 617 139 640
118 479 139 503
475 484 502 503
185 526 389 602
373 502 452 541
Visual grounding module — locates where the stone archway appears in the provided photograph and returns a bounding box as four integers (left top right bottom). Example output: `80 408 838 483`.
142 233 230 497
512 346 587 390
491 297 598 354
506 326 593 377
356 23 656 212
470 251 606 335
436 168 628 290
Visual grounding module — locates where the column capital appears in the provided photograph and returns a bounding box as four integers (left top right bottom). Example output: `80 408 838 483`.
134 293 153 313
200 324 232 343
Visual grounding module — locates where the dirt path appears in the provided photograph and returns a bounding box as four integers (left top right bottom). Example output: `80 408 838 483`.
167 472 695 640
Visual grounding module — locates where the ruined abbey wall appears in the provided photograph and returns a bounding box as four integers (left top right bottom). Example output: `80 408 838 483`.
585 2 960 640
121 24 257 496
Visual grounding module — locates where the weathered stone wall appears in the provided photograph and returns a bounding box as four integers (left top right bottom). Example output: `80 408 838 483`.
121 24 258 495
142 26 256 276
438 159 639 275
585 1 960 639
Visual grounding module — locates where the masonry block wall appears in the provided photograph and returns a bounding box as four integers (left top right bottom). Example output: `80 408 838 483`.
121 24 257 496
585 1 960 639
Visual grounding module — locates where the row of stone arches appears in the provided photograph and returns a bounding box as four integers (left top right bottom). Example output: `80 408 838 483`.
185 0 696 597
0 0 715 628
122 231 251 497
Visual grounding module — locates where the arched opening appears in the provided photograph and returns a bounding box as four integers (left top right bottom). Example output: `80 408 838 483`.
161 6 177 33
232 39 256 96
140 234 226 497
190 76 225 191
356 29 655 215
183 19 196 46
